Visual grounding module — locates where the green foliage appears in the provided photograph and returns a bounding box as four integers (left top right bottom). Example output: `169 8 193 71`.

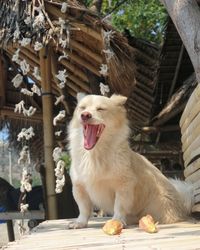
86 0 167 44
59 152 71 173
110 0 167 44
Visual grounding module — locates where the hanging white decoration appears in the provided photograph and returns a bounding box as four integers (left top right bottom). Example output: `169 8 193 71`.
33 66 41 81
56 69 68 82
103 30 115 47
58 18 66 32
55 160 65 179
12 48 20 64
18 146 31 165
99 64 108 76
102 48 114 61
11 73 23 88
55 69 68 88
21 88 34 96
31 84 41 96
20 59 30 75
58 82 65 89
14 101 36 117
58 51 68 62
19 37 31 47
55 95 65 106
24 16 32 25
23 106 37 117
53 110 66 126
55 130 62 137
53 147 63 162
13 23 20 42
58 37 68 49
34 41 43 51
53 148 66 193
55 175 65 193
20 168 32 192
20 203 29 213
17 127 35 141
33 11 45 28
100 82 110 96
17 220 26 236
61 2 68 13
14 100 25 114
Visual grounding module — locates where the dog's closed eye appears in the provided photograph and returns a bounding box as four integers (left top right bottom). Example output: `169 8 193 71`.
79 106 86 110
96 107 106 111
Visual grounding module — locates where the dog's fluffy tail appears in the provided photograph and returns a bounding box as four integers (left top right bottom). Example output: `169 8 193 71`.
169 179 194 214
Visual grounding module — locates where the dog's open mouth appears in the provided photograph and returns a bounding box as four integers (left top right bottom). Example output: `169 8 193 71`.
83 124 105 150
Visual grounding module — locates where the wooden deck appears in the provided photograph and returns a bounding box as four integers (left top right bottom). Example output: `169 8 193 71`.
3 218 200 250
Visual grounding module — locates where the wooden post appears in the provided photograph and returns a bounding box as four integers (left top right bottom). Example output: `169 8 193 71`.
39 47 58 219
7 220 15 242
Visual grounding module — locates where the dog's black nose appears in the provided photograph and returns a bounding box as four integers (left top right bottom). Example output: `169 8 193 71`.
81 112 92 121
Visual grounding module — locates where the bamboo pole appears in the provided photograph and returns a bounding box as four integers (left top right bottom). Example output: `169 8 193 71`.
39 47 58 220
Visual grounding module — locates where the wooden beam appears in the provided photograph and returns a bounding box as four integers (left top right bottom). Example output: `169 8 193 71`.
0 211 45 220
153 102 186 126
57 46 101 77
167 43 185 100
39 46 58 220
142 125 180 133
0 107 43 122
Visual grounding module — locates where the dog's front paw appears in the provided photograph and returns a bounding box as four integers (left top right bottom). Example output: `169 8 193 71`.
67 221 87 229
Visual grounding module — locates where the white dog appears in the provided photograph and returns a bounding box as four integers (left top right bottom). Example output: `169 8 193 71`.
68 94 194 228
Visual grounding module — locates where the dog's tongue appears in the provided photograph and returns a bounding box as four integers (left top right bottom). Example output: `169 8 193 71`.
83 124 104 150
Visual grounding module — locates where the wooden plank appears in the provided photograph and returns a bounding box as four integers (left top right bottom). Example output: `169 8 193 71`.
181 113 200 152
0 211 45 220
184 158 200 178
180 98 200 133
180 83 200 127
184 147 200 167
183 133 200 161
185 168 200 183
181 109 200 142
4 218 200 250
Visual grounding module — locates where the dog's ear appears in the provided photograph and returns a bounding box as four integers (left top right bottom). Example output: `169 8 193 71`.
77 92 86 103
110 94 127 106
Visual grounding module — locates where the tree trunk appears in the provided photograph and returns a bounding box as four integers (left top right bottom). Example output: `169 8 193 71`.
160 0 200 83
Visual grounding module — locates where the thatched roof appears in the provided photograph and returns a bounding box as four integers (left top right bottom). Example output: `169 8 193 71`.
0 0 160 154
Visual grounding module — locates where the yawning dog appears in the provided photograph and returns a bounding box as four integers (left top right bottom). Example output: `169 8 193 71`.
68 94 194 228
